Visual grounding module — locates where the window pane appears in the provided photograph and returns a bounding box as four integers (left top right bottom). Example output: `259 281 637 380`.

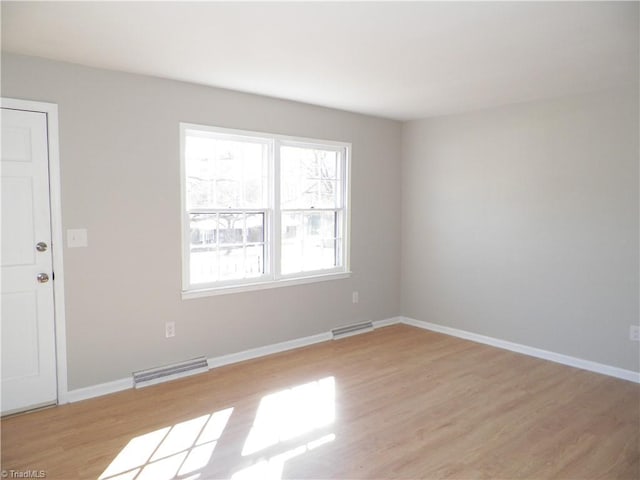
189 212 267 284
219 245 245 280
185 136 217 210
246 213 264 243
243 153 268 208
318 180 339 208
303 212 336 271
218 213 244 245
189 214 219 284
185 133 268 209
281 211 337 275
281 212 303 275
281 146 340 209
191 250 219 284
217 244 265 280
245 244 265 278
305 212 336 238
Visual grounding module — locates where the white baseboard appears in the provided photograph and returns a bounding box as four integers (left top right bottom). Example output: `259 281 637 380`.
63 315 639 403
373 316 403 329
65 377 133 403
64 318 392 403
400 316 640 384
207 331 332 369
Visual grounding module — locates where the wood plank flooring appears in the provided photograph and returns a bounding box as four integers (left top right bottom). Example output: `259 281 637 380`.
1 325 638 479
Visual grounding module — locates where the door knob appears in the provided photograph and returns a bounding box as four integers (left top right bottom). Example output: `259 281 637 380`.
36 242 48 252
37 273 49 283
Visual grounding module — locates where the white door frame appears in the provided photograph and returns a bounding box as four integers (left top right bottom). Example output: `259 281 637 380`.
1 97 69 404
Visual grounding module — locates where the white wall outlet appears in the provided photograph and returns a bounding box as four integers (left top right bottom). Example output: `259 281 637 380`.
352 291 359 304
67 228 88 248
165 321 176 338
630 325 640 342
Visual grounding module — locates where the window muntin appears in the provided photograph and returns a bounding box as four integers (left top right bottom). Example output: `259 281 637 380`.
189 212 267 284
181 124 349 294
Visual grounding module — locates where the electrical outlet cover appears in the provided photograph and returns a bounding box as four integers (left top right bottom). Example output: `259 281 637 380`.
166 321 176 338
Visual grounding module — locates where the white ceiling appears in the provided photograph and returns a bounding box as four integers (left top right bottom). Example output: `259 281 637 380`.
2 1 638 121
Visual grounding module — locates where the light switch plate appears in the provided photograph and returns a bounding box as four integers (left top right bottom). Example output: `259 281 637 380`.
67 228 88 248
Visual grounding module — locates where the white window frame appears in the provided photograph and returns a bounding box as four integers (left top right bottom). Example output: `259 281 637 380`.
180 123 351 299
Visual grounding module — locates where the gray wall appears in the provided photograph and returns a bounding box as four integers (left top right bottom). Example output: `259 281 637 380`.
2 54 402 389
3 53 638 391
401 87 640 372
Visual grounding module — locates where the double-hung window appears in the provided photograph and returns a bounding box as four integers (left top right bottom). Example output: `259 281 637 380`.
181 123 350 297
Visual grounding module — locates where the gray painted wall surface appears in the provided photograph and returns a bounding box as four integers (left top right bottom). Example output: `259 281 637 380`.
401 87 639 372
3 53 638 389
2 54 402 389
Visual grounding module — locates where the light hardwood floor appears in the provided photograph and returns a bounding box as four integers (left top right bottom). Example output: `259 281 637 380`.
1 325 639 479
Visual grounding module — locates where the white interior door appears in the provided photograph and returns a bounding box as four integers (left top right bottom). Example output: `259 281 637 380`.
1 107 57 415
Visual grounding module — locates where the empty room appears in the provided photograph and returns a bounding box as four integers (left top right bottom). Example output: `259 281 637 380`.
1 1 638 479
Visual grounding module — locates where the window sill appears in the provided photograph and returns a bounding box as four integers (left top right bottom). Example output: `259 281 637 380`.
182 271 352 299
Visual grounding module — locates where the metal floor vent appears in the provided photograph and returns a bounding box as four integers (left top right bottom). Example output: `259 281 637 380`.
133 356 209 389
331 321 374 340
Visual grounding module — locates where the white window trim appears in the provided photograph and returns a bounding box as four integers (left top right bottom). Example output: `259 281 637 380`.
180 123 351 299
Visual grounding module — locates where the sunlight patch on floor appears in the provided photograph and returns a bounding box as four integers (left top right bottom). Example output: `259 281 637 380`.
232 434 336 480
241 376 335 456
98 407 233 480
99 376 336 480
